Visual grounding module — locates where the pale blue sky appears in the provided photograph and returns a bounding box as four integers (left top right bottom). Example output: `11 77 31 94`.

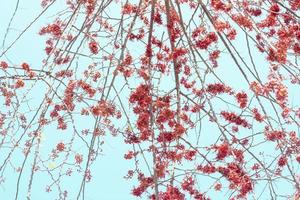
0 1 135 199
0 1 299 200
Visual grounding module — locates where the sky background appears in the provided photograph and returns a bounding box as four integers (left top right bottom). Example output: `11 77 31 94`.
0 0 299 200
0 1 135 199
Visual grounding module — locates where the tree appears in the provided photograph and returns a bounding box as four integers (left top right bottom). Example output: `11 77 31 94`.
0 0 300 199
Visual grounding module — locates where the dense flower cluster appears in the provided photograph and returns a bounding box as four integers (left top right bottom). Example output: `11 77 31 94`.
39 21 63 38
220 111 250 128
206 83 231 95
91 100 116 118
129 84 152 141
218 163 253 198
88 40 99 54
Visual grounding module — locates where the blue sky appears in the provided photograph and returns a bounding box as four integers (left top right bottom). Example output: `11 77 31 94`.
0 1 136 199
0 1 300 200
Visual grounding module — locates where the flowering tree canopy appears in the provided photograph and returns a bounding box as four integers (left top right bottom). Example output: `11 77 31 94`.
0 0 300 199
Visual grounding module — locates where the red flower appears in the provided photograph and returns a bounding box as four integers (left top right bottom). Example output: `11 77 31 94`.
0 61 8 69
218 163 253 197
21 62 30 72
197 164 216 174
278 156 287 167
15 79 25 89
221 111 250 128
122 3 138 15
160 185 185 200
56 142 65 152
252 108 264 122
39 22 62 38
214 183 222 191
181 176 195 194
154 12 162 25
91 100 116 117
232 15 253 30
124 151 135 160
215 142 230 160
89 41 98 54
207 83 231 95
235 92 248 108
265 130 286 141
75 154 83 164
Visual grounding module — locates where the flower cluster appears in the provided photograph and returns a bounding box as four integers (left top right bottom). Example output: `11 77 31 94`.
265 129 286 141
39 21 63 38
195 32 218 50
235 92 248 108
132 176 153 197
56 142 65 152
0 61 8 69
218 163 253 198
117 54 134 77
88 40 99 54
206 83 231 95
21 62 35 78
221 111 250 128
91 100 116 118
122 3 138 15
15 79 25 89
129 84 152 141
